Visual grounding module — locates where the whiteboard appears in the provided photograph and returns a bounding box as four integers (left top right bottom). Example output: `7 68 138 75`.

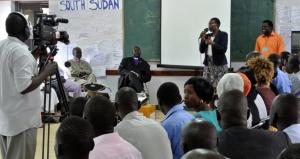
161 0 231 67
49 0 123 75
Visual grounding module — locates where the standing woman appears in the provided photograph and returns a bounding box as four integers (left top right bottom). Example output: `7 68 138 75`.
184 77 222 132
199 17 228 87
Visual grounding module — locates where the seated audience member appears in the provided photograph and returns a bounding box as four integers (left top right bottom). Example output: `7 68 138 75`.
83 95 142 159
115 87 172 159
277 144 300 159
157 82 194 159
69 97 88 117
280 51 291 72
247 57 276 115
118 46 151 93
216 73 255 127
181 149 225 159
238 67 268 126
217 90 290 159
66 47 96 85
268 53 292 94
286 54 300 97
184 77 221 132
181 120 217 154
271 94 300 143
216 73 244 97
55 116 95 159
245 51 262 61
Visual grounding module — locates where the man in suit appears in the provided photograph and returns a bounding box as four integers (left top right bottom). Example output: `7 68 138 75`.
118 46 151 93
217 90 290 159
199 17 228 87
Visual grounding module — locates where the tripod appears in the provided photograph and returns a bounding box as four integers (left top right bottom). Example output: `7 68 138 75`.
39 46 69 159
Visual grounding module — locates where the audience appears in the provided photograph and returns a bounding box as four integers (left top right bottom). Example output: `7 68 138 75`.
217 90 290 159
181 149 225 159
268 53 292 94
83 95 142 159
216 73 255 127
277 144 300 159
184 77 221 132
181 120 218 154
245 51 262 61
55 116 94 159
280 51 291 72
238 66 268 127
247 57 276 115
115 87 173 159
157 82 194 159
286 54 300 97
69 97 88 117
271 94 300 143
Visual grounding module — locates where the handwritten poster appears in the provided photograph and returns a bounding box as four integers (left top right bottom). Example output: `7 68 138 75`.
49 0 123 74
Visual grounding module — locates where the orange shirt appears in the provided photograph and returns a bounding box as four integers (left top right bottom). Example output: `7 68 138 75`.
255 32 285 58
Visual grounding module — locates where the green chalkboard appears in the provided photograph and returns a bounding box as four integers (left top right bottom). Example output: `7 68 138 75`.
231 0 274 61
124 0 274 61
124 0 161 61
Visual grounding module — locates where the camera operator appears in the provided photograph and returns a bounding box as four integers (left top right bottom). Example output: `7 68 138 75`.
0 12 57 159
199 18 228 88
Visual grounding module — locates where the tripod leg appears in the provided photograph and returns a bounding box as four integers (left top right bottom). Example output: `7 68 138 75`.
55 69 69 117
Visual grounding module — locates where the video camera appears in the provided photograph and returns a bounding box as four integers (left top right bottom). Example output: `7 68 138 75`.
33 13 70 49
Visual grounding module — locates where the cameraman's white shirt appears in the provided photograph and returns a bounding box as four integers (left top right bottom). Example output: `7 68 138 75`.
0 36 42 136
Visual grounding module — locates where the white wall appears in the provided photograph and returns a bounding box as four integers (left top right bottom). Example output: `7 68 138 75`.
0 1 13 40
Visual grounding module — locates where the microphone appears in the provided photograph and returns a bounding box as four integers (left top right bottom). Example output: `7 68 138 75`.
64 61 71 68
199 28 209 39
204 28 209 33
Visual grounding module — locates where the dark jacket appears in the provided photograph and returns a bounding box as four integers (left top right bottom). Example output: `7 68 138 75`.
199 31 228 66
218 127 290 159
118 57 151 92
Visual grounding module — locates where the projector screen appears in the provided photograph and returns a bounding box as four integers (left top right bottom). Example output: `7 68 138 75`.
161 0 231 67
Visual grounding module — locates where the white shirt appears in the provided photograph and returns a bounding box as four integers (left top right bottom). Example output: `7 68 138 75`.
283 124 300 143
0 36 42 136
115 111 173 159
89 132 142 159
207 36 215 56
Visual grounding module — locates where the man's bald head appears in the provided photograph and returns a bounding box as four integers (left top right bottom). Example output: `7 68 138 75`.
217 89 248 129
181 149 225 159
271 94 300 131
182 120 217 153
115 87 139 118
6 12 29 42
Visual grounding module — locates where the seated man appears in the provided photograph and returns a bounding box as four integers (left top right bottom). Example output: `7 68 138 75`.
181 149 225 159
217 90 290 159
271 94 300 143
181 120 218 154
118 46 151 93
115 87 172 159
66 47 96 85
157 82 194 159
55 116 95 159
83 95 142 159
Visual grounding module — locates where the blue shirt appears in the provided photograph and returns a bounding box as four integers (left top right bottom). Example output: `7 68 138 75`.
161 104 194 159
273 68 292 94
283 124 300 143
